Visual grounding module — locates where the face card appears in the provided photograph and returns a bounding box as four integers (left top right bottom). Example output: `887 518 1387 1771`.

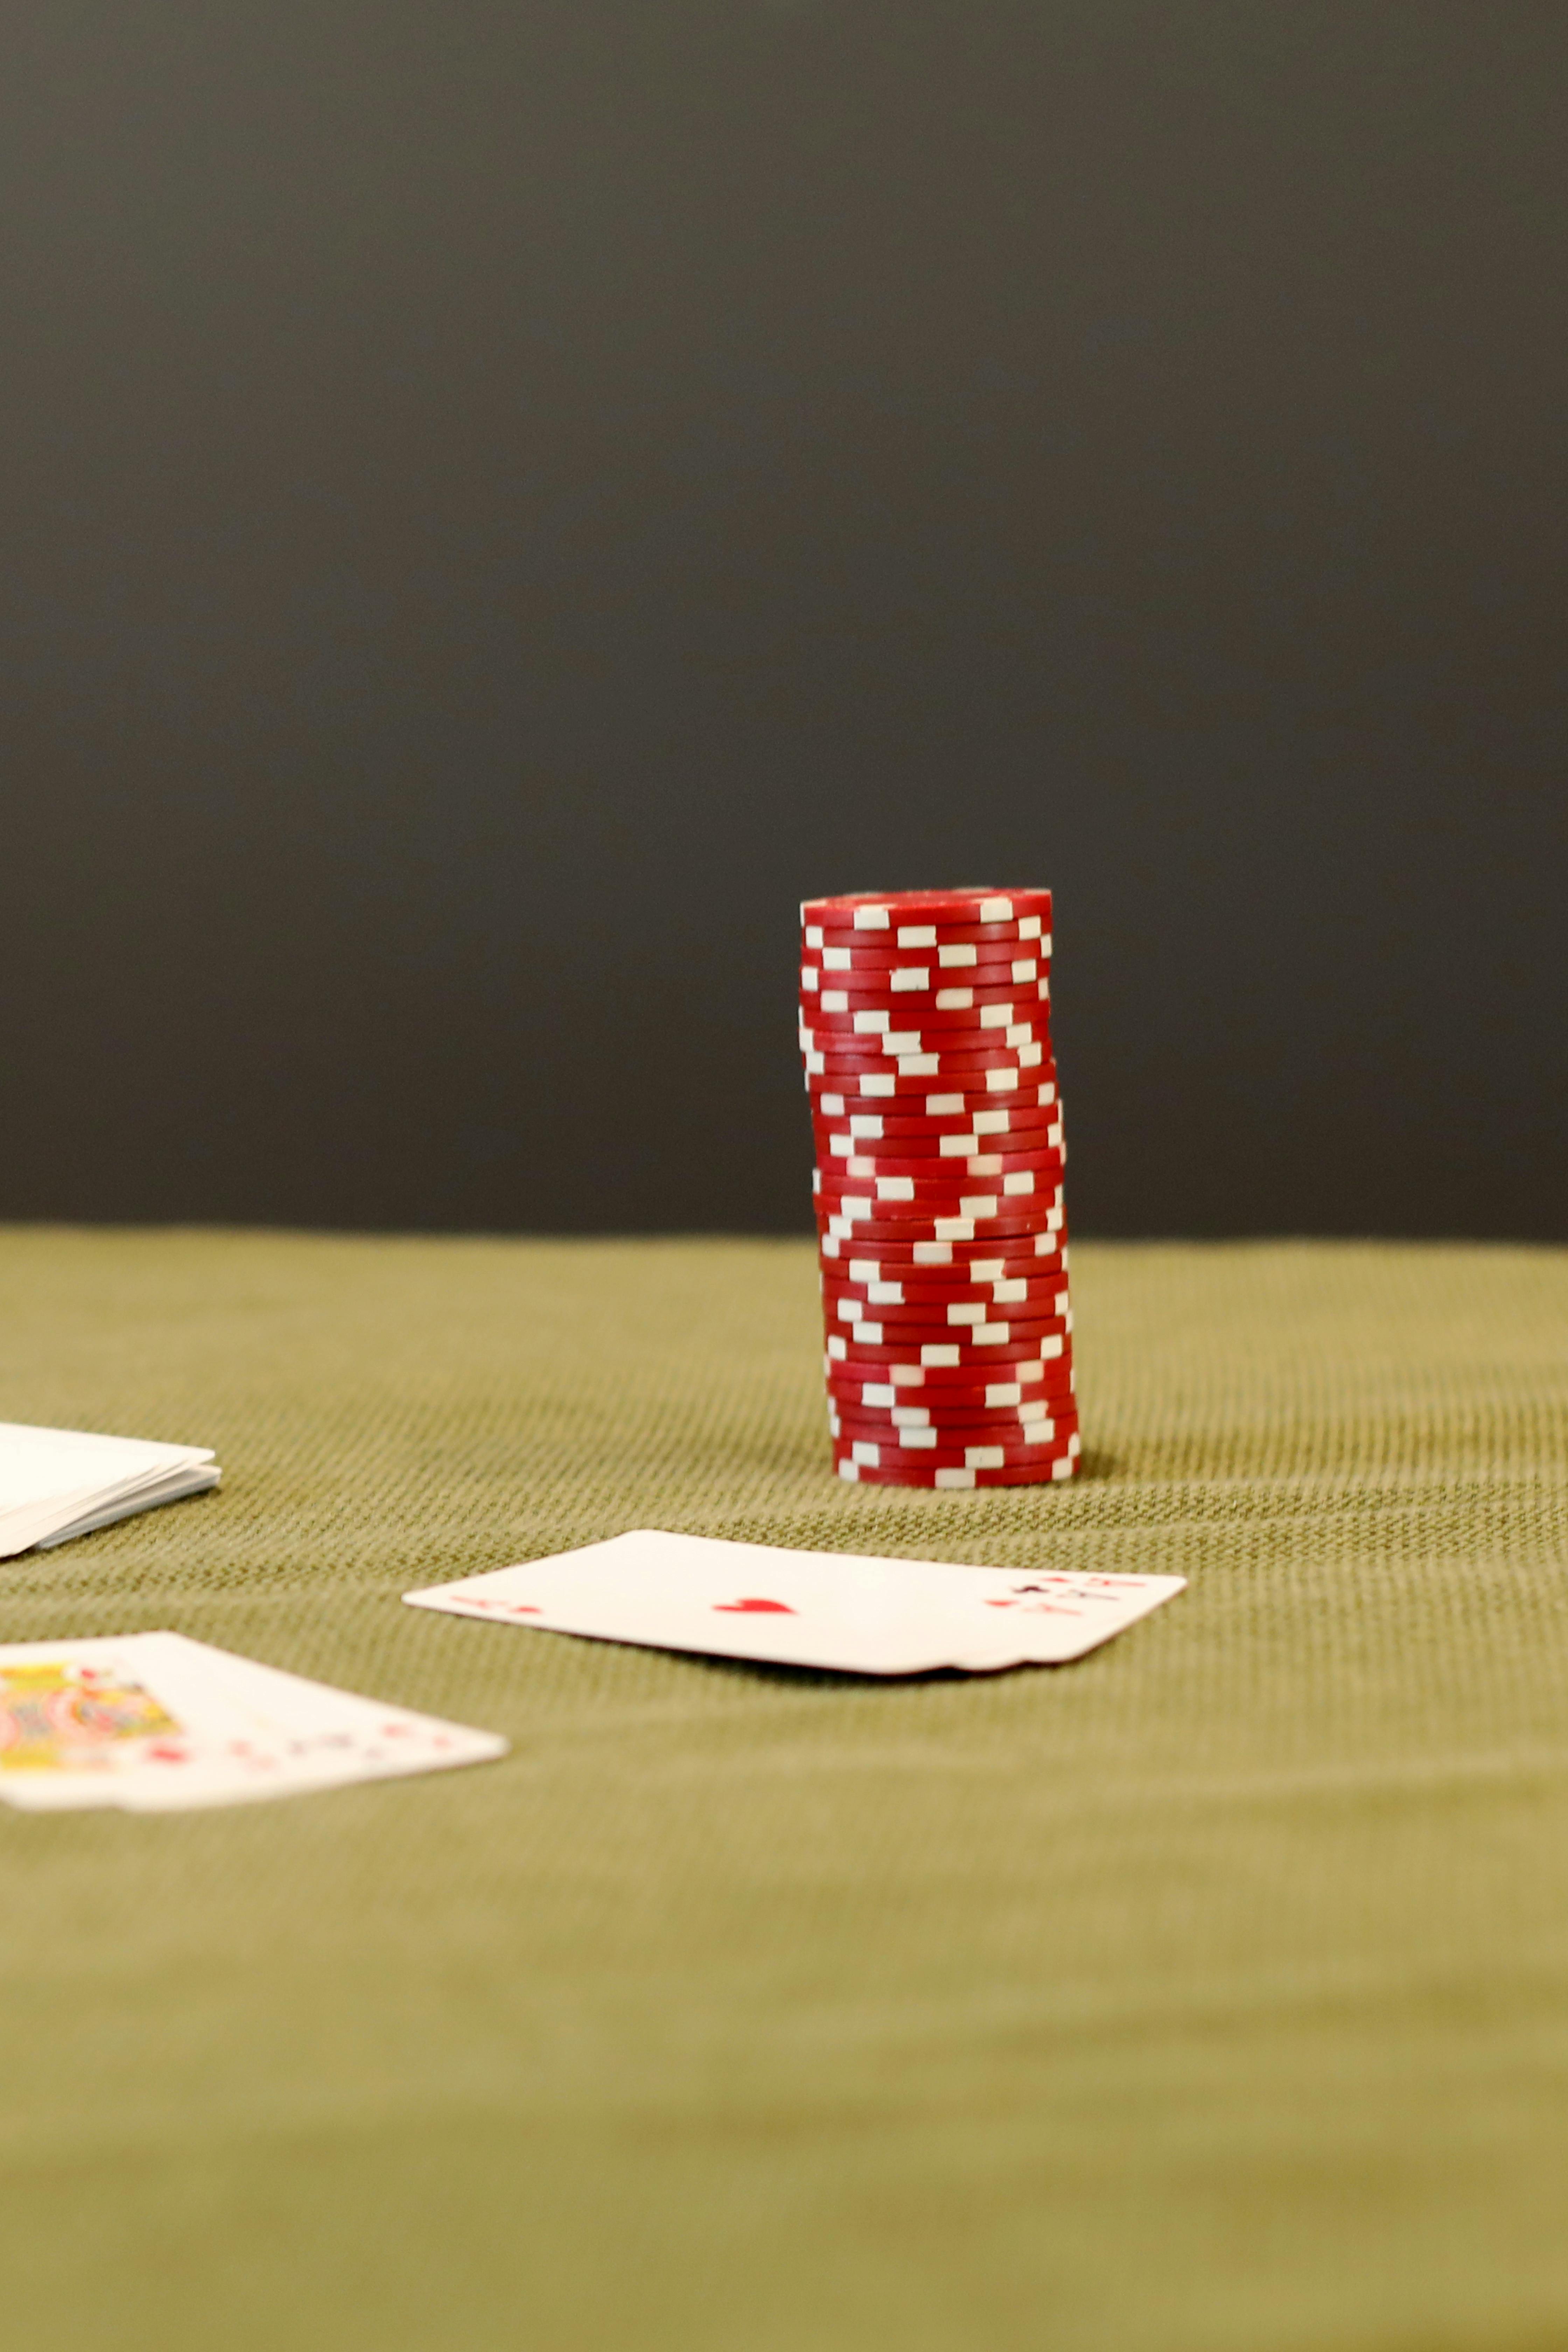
0 1634 507 1811
0 1635 291 1809
404 1530 1184 1676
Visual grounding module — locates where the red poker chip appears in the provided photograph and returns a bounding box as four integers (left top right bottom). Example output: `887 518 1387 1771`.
813 1091 1058 1126
817 1152 1065 1182
823 1320 1072 1356
805 1030 1052 1064
817 1225 1064 1263
831 1450 1080 1489
822 1260 1070 1295
822 1259 1069 1295
826 1383 1075 1420
816 1152 1064 1193
814 1138 1061 1173
829 1426 1079 1469
803 959 1048 988
802 971 1047 1007
825 1313 1070 1351
805 959 1050 993
803 1048 1048 1083
829 1396 1077 1435
806 1055 1059 1093
829 1379 1078 1414
816 1195 1062 1232
831 1442 1078 1476
818 1317 1072 1354
818 1189 1063 1223
817 1191 1064 1229
818 1162 1062 1195
825 1335 1070 1371
812 1099 1057 1141
822 1364 1081 1392
802 887 1051 926
822 1345 1067 1373
829 1370 1075 1406
810 1074 1059 1101
804 997 1048 1025
819 1221 1064 1253
807 1061 1049 1097
816 1140 1063 1177
804 965 1048 995
827 1402 1072 1439
830 1422 1076 1456
807 1067 1053 1104
819 1188 1063 1229
815 1146 1066 1183
825 1344 1070 1384
822 1260 1067 1298
828 1408 1077 1440
818 1222 1063 1253
806 921 1047 954
816 1108 1058 1139
802 1029 1050 1063
808 931 1053 969
833 1370 1074 1400
800 1016 1050 1052
823 1278 1070 1317
825 1336 1070 1371
799 986 1049 1025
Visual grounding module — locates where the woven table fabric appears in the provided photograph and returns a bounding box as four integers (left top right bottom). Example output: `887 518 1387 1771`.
2 1227 1567 2351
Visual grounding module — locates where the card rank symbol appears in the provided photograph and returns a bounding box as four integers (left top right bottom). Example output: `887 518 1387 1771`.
712 1597 797 1614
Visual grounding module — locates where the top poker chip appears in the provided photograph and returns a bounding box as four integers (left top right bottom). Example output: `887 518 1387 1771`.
801 888 1052 932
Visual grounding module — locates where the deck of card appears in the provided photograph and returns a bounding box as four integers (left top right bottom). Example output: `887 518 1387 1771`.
0 1421 222 1556
404 1529 1184 1676
0 1632 507 1810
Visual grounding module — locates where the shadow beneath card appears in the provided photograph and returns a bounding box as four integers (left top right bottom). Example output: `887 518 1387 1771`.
653 1645 1000 1691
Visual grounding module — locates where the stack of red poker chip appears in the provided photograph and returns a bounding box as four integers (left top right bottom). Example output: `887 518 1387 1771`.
799 888 1079 1489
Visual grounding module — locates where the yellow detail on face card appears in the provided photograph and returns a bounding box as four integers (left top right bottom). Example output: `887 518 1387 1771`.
0 1661 182 1774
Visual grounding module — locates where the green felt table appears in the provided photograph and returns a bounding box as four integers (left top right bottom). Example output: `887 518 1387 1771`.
2 1228 1566 2350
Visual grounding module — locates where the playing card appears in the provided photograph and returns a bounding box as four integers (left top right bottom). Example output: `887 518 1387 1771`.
0 1422 219 1557
403 1530 1184 1676
0 1633 507 1811
118 1637 509 1809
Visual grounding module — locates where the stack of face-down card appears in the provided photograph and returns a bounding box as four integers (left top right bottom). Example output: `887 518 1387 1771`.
0 1632 506 1811
0 1421 222 1556
406 1529 1185 1675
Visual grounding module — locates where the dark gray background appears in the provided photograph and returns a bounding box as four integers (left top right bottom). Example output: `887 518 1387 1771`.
4 2 1563 1237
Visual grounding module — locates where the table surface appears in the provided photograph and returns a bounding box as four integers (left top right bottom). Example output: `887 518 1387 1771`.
2 1228 1566 2350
